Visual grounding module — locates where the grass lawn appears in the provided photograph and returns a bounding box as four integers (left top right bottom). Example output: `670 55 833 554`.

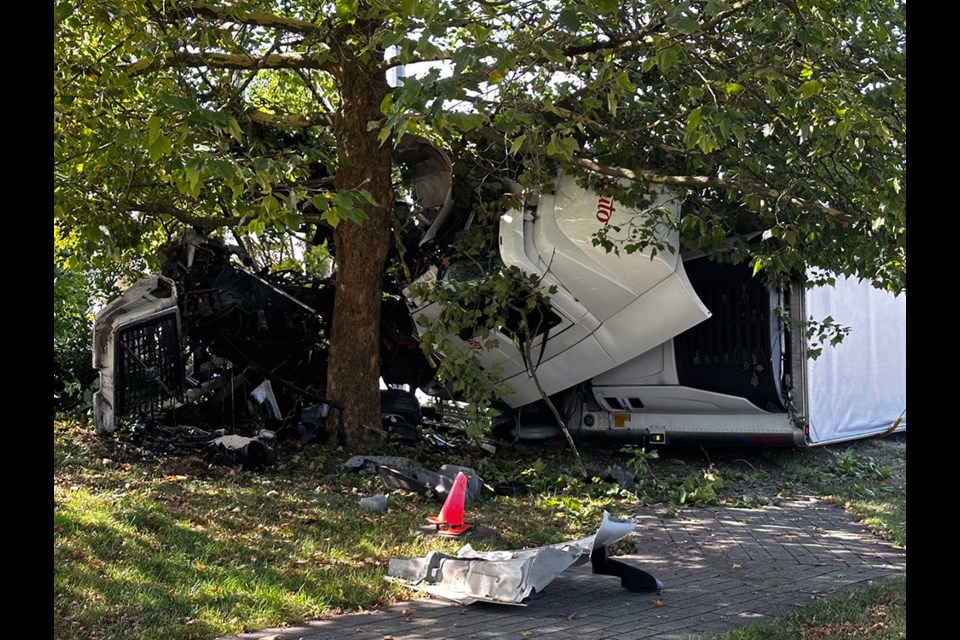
53 420 905 640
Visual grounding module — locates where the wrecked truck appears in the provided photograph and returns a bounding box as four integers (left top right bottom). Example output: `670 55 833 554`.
93 139 905 447
407 174 906 446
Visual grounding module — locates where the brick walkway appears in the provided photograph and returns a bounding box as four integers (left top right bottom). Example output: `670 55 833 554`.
217 497 905 640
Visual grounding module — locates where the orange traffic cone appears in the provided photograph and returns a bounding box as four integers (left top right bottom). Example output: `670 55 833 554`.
427 471 472 536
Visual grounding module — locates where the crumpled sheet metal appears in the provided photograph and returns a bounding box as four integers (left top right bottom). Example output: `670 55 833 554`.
387 511 656 605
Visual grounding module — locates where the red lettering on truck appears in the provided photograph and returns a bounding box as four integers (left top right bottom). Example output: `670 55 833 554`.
596 196 616 224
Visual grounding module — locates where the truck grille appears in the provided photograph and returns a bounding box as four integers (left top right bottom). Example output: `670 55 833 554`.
115 312 184 418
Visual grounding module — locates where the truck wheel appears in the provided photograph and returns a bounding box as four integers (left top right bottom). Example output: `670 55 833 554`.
491 411 518 440
380 389 422 426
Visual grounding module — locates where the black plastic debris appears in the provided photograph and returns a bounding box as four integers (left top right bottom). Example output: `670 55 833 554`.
206 435 276 471
603 466 637 489
493 481 529 496
344 456 482 501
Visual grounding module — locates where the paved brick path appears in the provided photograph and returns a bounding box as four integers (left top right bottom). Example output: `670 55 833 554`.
217 497 905 640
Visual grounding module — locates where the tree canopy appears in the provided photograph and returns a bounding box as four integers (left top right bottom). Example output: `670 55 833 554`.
55 0 905 447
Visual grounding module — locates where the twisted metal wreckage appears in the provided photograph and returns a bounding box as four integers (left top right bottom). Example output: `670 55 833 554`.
387 511 663 605
92 134 905 458
91 135 448 457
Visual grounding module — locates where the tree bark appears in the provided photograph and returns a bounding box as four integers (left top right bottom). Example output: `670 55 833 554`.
326 45 394 453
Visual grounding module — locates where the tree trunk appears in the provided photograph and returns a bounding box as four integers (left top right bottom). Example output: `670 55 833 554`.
327 49 394 453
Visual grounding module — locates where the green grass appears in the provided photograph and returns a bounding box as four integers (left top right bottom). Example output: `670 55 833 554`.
54 420 637 639
714 577 906 640
54 421 906 640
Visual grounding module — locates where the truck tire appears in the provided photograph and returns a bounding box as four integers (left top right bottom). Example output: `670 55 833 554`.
380 389 422 426
491 411 518 440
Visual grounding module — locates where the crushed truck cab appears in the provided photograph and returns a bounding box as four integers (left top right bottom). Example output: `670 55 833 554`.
92 139 905 446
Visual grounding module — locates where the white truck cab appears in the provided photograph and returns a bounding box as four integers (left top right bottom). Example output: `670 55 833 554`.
410 175 905 446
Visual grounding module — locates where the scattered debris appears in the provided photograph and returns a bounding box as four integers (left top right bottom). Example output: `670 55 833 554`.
359 495 388 513
111 422 279 472
604 466 637 489
343 456 482 501
206 434 276 471
387 512 663 605
493 481 529 497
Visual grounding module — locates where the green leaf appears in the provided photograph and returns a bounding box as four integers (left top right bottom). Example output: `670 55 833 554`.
185 164 203 196
657 46 679 71
147 135 172 162
509 134 527 155
615 70 636 93
356 189 379 207
558 9 581 31
227 117 244 143
147 116 161 145
335 0 358 19
585 0 618 13
704 0 724 16
546 134 579 159
262 195 279 217
800 80 823 99
666 15 701 35
752 258 764 277
725 83 744 95
54 1 74 23
447 112 484 132
310 195 331 211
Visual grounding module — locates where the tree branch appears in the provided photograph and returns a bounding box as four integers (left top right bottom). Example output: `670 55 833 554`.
248 108 333 128
162 1 327 37
378 50 454 72
129 51 332 76
121 201 326 228
122 201 247 227
701 0 761 32
569 157 851 220
543 104 691 155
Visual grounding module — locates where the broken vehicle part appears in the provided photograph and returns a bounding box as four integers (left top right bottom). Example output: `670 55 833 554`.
343 456 482 501
386 512 661 605
92 230 415 438
407 174 905 447
92 134 449 437
118 422 276 472
297 402 329 445
603 466 637 490
359 494 388 512
206 434 276 471
92 275 181 434
93 132 905 448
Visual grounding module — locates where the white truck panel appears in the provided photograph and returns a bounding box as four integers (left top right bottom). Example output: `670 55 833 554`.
804 275 906 444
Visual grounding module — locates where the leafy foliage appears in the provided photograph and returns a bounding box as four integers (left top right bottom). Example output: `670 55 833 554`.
621 446 726 507
54 1 905 429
